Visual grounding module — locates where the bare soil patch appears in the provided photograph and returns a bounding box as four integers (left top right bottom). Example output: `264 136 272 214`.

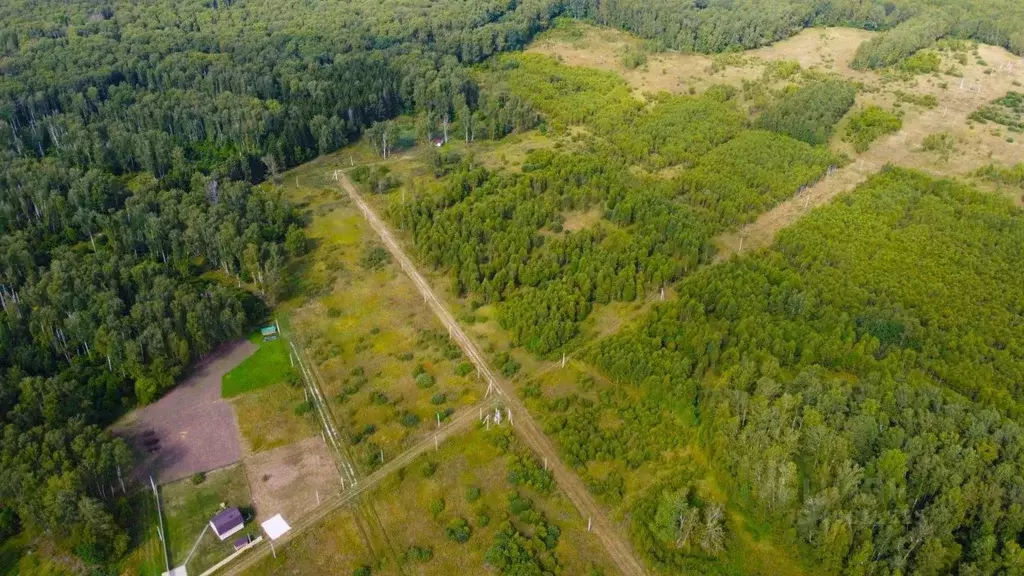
116 340 256 484
244 436 340 524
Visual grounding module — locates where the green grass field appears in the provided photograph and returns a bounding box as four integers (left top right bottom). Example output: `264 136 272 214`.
221 334 295 398
162 465 255 574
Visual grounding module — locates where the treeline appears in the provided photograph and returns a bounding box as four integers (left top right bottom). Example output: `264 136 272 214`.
851 10 953 69
0 0 566 567
563 0 1024 61
586 168 1024 573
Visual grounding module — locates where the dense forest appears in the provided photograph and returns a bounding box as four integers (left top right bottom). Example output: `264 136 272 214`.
0 0 563 566
580 169 1024 574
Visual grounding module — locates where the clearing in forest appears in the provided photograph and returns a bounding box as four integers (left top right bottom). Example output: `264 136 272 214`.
279 168 483 473
529 20 1024 256
116 340 254 484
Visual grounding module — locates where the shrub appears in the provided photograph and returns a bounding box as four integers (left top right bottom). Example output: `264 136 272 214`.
495 353 521 377
429 498 446 518
353 566 372 576
421 461 438 478
921 132 958 159
476 510 491 527
446 518 472 543
400 412 421 428
191 472 206 485
351 424 376 445
294 400 313 416
359 245 390 269
465 486 482 503
284 225 308 256
844 106 903 152
406 545 434 563
899 50 941 74
455 362 474 377
430 392 447 405
415 373 436 389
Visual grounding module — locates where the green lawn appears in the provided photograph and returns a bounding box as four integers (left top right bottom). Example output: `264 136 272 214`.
222 334 295 398
162 465 255 574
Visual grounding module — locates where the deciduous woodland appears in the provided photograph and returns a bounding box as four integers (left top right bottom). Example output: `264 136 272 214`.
588 169 1024 574
2 0 1024 572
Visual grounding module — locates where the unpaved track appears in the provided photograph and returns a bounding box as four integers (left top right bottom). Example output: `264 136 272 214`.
219 395 498 575
713 155 883 259
337 172 650 576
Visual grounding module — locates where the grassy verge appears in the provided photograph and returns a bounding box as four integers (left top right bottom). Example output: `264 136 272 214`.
117 491 166 576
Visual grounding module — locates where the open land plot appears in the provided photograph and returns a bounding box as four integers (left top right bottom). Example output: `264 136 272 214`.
244 505 382 576
230 381 318 454
224 332 318 455
275 165 484 475
245 424 619 575
221 334 294 398
366 426 618 575
161 464 255 575
243 436 340 524
116 340 255 484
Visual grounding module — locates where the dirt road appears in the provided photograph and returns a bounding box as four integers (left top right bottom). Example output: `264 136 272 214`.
219 395 499 575
337 172 650 576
